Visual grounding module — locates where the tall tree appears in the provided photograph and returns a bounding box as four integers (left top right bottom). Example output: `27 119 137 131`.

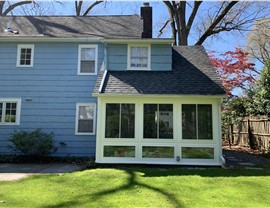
75 0 103 16
209 48 257 96
247 18 270 65
161 1 268 46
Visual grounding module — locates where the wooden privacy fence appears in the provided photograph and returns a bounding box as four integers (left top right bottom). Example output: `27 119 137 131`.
225 116 270 151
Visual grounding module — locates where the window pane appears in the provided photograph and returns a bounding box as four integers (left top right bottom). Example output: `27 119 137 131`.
78 120 93 132
20 48 31 65
142 146 174 158
182 147 214 159
130 47 148 68
80 61 95 73
121 104 135 138
79 106 93 119
105 104 120 138
81 48 95 60
104 146 135 157
78 105 94 133
159 104 173 139
5 102 16 123
144 104 157 138
182 105 197 139
198 105 212 140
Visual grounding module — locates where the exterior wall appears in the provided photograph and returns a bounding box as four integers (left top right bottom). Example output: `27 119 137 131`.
107 43 172 71
0 42 104 156
96 96 223 166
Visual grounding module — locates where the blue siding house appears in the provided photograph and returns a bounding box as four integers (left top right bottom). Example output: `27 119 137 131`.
0 3 226 165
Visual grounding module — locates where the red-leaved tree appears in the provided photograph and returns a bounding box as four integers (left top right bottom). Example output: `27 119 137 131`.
209 48 257 96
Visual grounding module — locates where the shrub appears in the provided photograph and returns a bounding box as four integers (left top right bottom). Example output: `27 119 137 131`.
8 129 57 157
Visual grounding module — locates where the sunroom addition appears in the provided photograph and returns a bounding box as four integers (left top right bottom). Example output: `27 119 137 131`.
95 96 222 166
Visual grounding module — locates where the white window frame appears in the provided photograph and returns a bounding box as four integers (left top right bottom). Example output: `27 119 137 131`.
0 98 21 125
127 44 151 70
16 44 34 67
78 44 98 75
75 103 96 135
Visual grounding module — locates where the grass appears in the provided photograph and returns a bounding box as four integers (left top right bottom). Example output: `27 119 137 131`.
0 166 270 208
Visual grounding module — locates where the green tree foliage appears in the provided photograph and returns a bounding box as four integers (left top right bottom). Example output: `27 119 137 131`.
245 60 270 116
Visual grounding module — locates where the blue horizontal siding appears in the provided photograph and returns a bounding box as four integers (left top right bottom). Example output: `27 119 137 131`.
107 44 127 71
0 42 102 156
106 43 172 71
151 44 172 71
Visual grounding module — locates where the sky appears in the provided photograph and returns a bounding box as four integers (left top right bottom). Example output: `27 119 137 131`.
48 1 252 52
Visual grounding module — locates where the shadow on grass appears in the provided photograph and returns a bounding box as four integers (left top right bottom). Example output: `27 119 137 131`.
90 169 182 207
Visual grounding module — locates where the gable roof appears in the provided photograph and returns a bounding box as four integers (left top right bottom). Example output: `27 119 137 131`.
93 45 226 96
0 16 143 39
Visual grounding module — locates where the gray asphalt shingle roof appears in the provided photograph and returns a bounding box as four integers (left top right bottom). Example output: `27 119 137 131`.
94 46 226 96
0 16 143 38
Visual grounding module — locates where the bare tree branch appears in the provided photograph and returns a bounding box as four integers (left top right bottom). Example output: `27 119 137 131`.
186 1 202 35
195 1 238 45
1 0 33 16
82 0 103 16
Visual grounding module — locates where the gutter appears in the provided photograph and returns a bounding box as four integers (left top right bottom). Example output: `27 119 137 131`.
0 37 104 43
92 93 227 98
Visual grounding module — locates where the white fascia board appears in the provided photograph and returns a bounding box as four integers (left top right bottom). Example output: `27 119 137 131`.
92 93 227 99
0 37 104 43
103 38 174 44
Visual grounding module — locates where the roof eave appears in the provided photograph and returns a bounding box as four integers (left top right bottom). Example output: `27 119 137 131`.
0 36 104 42
103 38 174 44
92 93 227 99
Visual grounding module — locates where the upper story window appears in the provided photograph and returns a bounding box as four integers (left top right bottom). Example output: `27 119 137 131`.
0 98 21 125
17 44 34 67
128 44 150 70
78 45 98 75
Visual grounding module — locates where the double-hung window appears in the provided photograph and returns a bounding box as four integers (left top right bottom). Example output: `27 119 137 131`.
128 44 150 70
76 103 96 135
182 104 213 140
105 104 135 138
17 44 34 67
143 104 173 139
78 45 98 75
0 99 21 125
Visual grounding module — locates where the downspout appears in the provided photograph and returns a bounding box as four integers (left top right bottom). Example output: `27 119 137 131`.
99 43 108 93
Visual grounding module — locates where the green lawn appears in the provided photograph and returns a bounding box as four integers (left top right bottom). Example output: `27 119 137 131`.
0 166 270 208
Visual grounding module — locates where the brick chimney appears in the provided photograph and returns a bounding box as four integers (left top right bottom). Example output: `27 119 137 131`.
141 2 152 38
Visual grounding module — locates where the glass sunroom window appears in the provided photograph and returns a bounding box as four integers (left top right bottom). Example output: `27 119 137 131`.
182 104 213 140
105 104 135 138
143 104 173 139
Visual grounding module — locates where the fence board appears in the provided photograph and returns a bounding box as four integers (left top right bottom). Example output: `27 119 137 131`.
225 116 270 151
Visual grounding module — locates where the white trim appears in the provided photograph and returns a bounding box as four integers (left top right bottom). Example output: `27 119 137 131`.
77 44 98 75
16 44 34 67
75 103 96 135
127 44 151 71
0 98 21 125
